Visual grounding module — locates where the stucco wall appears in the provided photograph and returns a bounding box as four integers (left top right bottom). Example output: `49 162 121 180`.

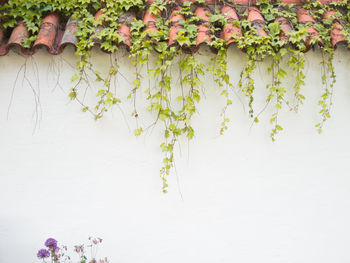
1 46 350 263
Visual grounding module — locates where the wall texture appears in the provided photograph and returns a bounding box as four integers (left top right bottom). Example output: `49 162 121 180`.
1 46 350 263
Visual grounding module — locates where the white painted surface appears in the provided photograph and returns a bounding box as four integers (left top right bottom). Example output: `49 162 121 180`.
0 46 350 263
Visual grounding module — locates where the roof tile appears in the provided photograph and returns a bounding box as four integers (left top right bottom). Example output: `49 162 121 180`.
275 17 293 42
7 22 31 55
144 8 159 34
168 7 184 46
221 6 241 45
33 13 60 54
247 7 267 36
59 18 78 52
323 10 346 48
195 7 212 50
297 8 320 49
0 1 348 56
118 13 134 48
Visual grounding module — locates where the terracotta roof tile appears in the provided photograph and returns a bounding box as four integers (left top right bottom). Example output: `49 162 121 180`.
221 6 241 45
297 8 316 24
59 18 78 52
168 7 184 46
297 8 320 49
275 17 293 42
143 8 159 34
330 22 346 48
247 7 267 36
118 13 134 48
195 7 212 49
92 10 105 45
7 22 31 55
33 13 60 54
323 10 346 48
0 1 348 56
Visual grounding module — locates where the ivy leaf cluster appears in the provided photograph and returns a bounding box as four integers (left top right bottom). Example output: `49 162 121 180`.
0 0 348 192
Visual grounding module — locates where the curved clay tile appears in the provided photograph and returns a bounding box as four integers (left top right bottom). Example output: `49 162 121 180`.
222 6 239 21
297 8 315 24
7 22 32 55
194 7 211 49
297 8 319 49
246 7 267 36
8 22 29 46
143 8 159 34
94 10 105 36
94 10 105 21
221 6 241 45
168 7 184 47
330 22 346 48
323 10 346 48
119 23 131 47
247 6 264 22
59 18 78 52
118 13 135 48
91 10 107 49
275 17 292 42
323 10 338 21
33 13 60 54
195 6 211 23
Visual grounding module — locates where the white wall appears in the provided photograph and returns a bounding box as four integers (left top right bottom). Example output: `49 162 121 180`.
0 46 350 263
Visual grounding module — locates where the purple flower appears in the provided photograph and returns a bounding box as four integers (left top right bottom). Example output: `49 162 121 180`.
45 238 58 249
37 249 50 259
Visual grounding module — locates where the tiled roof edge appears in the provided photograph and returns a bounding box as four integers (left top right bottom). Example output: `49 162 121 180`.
0 0 348 56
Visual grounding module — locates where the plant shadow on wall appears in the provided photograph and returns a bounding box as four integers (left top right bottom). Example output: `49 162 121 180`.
0 0 349 192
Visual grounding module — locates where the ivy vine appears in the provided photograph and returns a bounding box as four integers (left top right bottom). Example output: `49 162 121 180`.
0 0 348 192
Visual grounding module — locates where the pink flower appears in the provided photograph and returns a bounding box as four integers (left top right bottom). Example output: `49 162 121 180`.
74 245 84 253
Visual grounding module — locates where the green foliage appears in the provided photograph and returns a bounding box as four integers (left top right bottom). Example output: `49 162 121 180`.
302 0 339 133
0 0 346 192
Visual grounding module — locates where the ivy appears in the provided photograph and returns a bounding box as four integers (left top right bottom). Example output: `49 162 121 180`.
0 0 347 192
303 0 340 133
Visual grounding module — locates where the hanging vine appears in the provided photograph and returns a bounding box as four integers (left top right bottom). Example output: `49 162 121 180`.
0 0 348 192
302 0 346 133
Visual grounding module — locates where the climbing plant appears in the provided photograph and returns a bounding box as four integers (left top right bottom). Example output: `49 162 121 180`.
0 0 348 192
302 0 347 133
